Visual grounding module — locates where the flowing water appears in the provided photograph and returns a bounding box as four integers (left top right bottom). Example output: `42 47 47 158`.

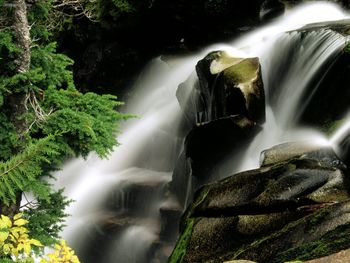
54 2 350 262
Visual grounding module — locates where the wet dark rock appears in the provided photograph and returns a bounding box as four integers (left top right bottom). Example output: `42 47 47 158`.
170 151 192 206
189 159 347 218
235 202 350 263
160 193 183 242
184 115 261 189
176 73 203 128
169 153 350 263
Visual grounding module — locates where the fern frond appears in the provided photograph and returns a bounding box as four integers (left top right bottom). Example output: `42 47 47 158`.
0 136 59 205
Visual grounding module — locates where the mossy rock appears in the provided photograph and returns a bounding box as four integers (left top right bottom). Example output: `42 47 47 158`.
194 51 265 124
190 158 347 217
169 154 350 263
321 119 345 137
223 58 260 83
230 201 350 262
219 57 265 124
168 218 196 263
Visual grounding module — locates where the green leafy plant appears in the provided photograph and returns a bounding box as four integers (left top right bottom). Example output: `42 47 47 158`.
0 0 131 250
0 213 80 263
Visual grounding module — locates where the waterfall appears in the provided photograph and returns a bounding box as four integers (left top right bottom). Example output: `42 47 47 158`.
54 2 350 263
235 28 345 172
54 56 200 263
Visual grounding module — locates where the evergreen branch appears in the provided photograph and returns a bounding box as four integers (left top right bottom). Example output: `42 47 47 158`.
0 136 59 205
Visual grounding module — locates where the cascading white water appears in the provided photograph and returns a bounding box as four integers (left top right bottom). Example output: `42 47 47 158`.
54 56 201 262
226 3 348 172
54 2 350 263
235 28 346 172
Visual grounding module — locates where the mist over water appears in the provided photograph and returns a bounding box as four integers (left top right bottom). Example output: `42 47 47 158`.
54 2 350 262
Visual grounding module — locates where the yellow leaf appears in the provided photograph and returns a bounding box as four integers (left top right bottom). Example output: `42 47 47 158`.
17 243 24 251
3 244 11 254
23 242 31 254
30 238 43 247
13 213 23 220
1 215 12 228
0 221 7 229
0 230 9 242
11 246 19 257
10 230 19 239
14 218 29 226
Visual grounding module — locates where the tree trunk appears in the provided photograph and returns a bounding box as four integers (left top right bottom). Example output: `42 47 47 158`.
1 0 31 217
13 0 31 74
9 0 30 137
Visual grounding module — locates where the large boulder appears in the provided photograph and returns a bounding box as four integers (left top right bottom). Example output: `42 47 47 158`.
177 51 265 126
260 141 346 170
233 201 350 263
168 142 350 263
169 115 261 209
184 115 261 190
198 51 265 124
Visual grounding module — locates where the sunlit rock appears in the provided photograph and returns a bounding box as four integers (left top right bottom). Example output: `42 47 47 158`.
177 51 265 127
196 51 265 125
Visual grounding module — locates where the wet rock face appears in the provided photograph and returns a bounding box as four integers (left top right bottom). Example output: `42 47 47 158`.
194 51 266 125
168 142 350 263
184 115 261 189
169 115 261 208
190 158 348 218
172 52 266 205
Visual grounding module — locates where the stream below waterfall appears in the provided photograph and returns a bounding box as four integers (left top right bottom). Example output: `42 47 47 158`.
53 2 350 263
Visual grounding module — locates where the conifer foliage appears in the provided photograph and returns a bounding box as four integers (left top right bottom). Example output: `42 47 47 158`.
0 136 59 206
0 0 130 259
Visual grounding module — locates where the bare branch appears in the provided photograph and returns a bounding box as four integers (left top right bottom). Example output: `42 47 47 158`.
24 91 53 133
53 0 82 9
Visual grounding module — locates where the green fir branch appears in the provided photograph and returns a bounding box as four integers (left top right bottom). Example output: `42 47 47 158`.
0 136 59 205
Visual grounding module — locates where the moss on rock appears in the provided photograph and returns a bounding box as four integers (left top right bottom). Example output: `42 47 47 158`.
229 201 350 262
168 218 195 263
274 223 350 262
223 58 260 83
321 119 345 136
